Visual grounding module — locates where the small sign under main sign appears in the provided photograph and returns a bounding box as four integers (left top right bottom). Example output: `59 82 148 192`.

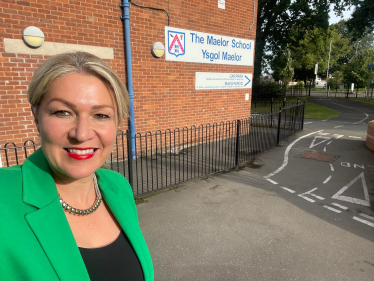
195 72 252 90
367 64 374 69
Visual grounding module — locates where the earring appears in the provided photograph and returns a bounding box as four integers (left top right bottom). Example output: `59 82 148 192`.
37 133 41 137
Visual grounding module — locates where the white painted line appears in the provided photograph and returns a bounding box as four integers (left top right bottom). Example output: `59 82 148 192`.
349 136 362 139
298 195 316 203
280 186 295 193
323 146 327 152
359 213 374 221
309 136 331 148
327 101 369 124
266 178 278 185
333 134 344 139
304 122 313 125
331 203 348 210
327 141 332 145
264 130 323 179
318 132 330 135
331 172 370 207
334 125 343 128
353 216 374 228
310 193 325 200
329 163 334 172
323 205 342 213
298 188 324 203
323 175 332 184
322 120 327 122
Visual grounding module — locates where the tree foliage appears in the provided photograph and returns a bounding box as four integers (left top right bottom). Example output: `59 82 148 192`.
254 0 372 86
343 48 374 87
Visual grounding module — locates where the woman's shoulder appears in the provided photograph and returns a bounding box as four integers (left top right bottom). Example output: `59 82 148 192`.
0 165 23 200
96 168 133 196
0 165 22 182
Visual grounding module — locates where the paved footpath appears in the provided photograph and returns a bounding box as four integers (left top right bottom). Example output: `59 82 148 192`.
137 98 374 281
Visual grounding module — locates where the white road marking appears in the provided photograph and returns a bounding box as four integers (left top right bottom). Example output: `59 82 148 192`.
359 213 374 221
298 188 324 203
333 134 344 139
318 132 330 135
331 172 370 207
280 186 295 193
323 146 327 152
298 195 316 203
353 216 374 228
331 203 348 210
327 141 332 145
349 136 362 139
309 136 331 148
304 122 313 125
323 175 332 184
327 101 369 124
264 130 322 179
310 193 325 200
323 205 342 213
334 125 343 128
329 163 334 172
266 179 278 185
322 120 327 122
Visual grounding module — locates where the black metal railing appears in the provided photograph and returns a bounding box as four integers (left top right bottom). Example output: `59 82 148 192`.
285 85 374 98
1 102 305 197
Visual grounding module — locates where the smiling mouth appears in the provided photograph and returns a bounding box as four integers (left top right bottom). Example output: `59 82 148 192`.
64 148 96 154
64 148 97 160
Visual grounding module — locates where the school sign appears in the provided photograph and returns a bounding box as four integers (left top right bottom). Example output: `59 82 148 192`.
165 26 254 66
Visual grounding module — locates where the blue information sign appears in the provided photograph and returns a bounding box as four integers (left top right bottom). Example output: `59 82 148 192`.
367 64 374 69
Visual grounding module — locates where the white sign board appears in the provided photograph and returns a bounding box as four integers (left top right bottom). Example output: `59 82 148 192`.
218 0 225 9
165 26 254 66
195 72 252 90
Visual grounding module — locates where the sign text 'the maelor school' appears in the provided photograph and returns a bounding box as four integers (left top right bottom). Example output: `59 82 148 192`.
165 26 254 66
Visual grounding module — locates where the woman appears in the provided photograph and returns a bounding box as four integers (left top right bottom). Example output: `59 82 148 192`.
0 52 154 280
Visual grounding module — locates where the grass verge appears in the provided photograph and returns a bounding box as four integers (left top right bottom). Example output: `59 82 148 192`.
280 97 340 120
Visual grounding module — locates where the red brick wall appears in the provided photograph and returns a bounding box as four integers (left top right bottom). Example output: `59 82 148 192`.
0 0 257 166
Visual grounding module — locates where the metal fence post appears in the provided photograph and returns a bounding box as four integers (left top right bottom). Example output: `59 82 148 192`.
301 103 305 130
271 98 274 127
276 107 282 146
235 120 241 168
309 84 311 96
126 129 133 187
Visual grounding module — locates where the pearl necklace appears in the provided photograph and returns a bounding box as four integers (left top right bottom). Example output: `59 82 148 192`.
59 174 102 216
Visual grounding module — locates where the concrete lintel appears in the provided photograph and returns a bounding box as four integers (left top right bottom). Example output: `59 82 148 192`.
4 38 114 59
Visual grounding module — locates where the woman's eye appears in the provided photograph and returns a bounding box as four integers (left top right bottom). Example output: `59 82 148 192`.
52 110 70 117
95 114 110 119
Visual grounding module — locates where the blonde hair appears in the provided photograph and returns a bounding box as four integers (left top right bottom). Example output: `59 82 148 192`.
28 52 129 124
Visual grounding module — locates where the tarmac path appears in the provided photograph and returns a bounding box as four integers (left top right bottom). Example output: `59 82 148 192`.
137 98 374 280
256 98 374 242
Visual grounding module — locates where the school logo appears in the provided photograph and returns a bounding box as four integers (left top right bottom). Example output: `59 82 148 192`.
168 31 185 57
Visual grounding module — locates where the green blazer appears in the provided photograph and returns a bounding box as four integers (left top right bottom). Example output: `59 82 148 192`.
0 148 154 281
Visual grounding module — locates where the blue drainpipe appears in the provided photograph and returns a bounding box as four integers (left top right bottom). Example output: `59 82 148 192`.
120 0 136 160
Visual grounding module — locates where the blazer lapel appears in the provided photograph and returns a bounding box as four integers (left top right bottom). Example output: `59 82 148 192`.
23 149 90 281
97 172 152 281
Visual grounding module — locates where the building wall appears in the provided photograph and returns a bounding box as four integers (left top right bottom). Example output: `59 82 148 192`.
0 0 257 165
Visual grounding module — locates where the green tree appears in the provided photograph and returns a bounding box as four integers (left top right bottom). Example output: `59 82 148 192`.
291 26 352 83
327 70 343 89
272 46 294 86
346 0 374 39
343 48 374 88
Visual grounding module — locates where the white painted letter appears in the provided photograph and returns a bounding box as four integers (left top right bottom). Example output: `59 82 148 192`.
354 164 365 169
341 162 350 168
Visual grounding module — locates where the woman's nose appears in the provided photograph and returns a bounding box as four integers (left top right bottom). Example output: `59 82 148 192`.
68 116 95 142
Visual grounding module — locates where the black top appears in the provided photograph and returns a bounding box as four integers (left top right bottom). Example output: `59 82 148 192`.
79 231 144 281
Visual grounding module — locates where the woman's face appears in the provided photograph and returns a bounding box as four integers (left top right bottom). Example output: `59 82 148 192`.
36 73 118 182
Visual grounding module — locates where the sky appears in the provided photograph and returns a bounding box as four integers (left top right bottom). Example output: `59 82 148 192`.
329 5 353 25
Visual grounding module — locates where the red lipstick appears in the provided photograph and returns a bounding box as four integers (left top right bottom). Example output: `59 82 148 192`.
65 148 96 160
